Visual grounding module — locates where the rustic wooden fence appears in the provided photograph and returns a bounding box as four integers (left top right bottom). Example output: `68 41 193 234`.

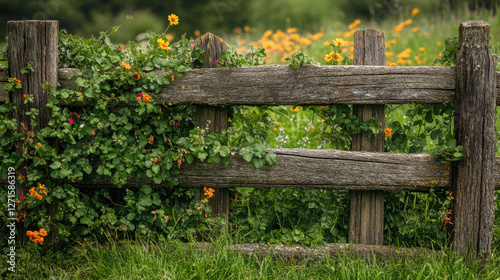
1 20 499 259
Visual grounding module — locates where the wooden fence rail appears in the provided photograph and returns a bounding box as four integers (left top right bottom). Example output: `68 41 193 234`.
1 20 498 259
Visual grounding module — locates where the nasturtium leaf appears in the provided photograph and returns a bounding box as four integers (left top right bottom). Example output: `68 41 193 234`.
50 161 62 169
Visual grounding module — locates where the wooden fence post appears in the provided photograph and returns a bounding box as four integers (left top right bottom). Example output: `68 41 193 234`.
349 29 386 245
8 20 59 243
191 33 230 232
451 20 497 259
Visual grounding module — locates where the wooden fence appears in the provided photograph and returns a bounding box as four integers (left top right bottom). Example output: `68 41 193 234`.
1 20 499 259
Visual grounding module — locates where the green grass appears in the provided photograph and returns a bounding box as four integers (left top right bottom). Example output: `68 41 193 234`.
5 235 500 279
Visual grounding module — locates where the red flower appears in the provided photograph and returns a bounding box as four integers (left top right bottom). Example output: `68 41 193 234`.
68 118 74 125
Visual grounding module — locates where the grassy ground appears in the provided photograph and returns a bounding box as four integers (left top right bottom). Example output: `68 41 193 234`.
6 235 500 279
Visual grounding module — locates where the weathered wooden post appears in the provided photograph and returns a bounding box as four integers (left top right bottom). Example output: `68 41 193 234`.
191 33 230 231
8 20 59 242
349 29 386 245
451 20 497 259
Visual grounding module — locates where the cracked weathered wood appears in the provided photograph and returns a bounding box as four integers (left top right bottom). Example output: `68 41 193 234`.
191 33 230 230
451 20 497 260
3 66 500 105
8 20 59 243
350 29 386 246
189 242 438 261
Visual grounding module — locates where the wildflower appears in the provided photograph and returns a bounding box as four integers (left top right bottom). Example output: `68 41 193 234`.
412 27 419 33
118 45 126 51
324 52 335 63
384 128 393 138
262 30 273 40
388 62 397 66
331 38 345 49
68 118 74 125
92 130 96 136
403 20 412 26
148 135 154 145
39 184 45 190
275 121 281 125
386 52 393 57
203 198 208 203
244 26 250 32
333 52 344 63
39 228 47 237
234 27 242 34
133 72 140 81
194 30 201 37
411 8 420 17
214 60 218 65
136 93 143 101
121 61 131 70
310 125 315 130
348 19 361 30
13 77 21 83
20 195 24 201
153 157 158 163
177 157 185 169
34 193 43 200
143 93 152 102
273 127 278 132
23 94 29 98
37 142 42 147
157 38 170 50
419 47 425 52
29 187 35 195
168 13 179 25
395 24 404 33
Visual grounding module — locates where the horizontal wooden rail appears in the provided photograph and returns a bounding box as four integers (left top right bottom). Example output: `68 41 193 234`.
1 66 500 105
4 149 498 191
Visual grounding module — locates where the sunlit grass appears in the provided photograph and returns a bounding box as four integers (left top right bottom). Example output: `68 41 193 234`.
5 235 500 279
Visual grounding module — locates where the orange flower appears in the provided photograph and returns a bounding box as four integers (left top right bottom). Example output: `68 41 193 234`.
23 94 29 99
384 128 393 138
29 187 35 195
411 8 420 17
153 157 159 163
13 77 21 83
37 142 42 147
39 228 47 237
412 27 419 33
194 30 201 37
133 72 140 81
142 93 152 102
39 184 45 190
148 135 154 145
121 61 131 70
403 20 412 26
310 125 315 130
348 19 361 30
394 24 404 33
203 198 208 203
34 193 43 200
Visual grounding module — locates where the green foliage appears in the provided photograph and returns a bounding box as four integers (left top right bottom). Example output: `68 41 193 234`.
218 45 267 67
433 36 459 67
285 51 315 69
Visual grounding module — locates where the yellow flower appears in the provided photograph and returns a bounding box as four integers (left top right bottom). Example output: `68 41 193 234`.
411 8 420 17
274 121 281 125
333 52 344 63
203 198 208 203
386 52 394 57
387 62 397 66
287 27 297 34
133 72 141 81
273 127 278 132
324 52 335 63
121 61 131 70
419 47 425 52
331 38 345 48
168 14 179 25
157 38 170 50
384 128 393 138
39 184 45 190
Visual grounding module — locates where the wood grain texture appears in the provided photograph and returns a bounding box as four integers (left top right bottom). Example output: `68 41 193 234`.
2 150 500 190
452 20 497 259
3 67 500 105
350 29 386 246
190 242 438 261
7 20 58 243
191 33 230 228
